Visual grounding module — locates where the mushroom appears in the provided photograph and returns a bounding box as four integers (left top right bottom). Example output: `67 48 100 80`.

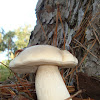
9 45 78 100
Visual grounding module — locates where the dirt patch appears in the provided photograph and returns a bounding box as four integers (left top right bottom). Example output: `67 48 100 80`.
77 72 100 100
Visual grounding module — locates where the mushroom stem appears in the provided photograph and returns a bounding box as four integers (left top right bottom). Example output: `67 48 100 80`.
35 65 71 100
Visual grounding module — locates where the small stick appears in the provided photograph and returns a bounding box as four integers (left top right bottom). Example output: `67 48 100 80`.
37 15 48 40
0 62 32 98
64 39 96 79
74 39 98 58
89 12 100 25
0 83 34 88
93 28 100 45
14 49 23 57
53 3 59 46
58 11 66 49
65 90 82 100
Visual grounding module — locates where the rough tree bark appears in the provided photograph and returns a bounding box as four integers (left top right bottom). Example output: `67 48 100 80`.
28 0 100 78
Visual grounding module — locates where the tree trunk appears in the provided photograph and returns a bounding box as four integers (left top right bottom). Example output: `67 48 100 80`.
28 0 100 77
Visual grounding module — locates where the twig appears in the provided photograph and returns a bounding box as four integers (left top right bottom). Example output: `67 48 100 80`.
89 22 100 45
0 62 13 73
0 62 32 98
22 73 29 79
73 0 92 39
64 39 97 79
89 22 99 36
64 68 76 79
53 4 59 47
74 39 98 58
76 74 79 90
93 30 100 45
37 15 48 40
89 12 100 24
14 73 33 98
65 90 82 100
80 0 91 27
77 39 97 68
58 9 66 49
14 49 23 57
0 83 34 88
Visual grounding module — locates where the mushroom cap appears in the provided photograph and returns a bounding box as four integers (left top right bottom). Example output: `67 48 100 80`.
9 45 78 73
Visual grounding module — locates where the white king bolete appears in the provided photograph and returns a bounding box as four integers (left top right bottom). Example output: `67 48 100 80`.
9 45 78 100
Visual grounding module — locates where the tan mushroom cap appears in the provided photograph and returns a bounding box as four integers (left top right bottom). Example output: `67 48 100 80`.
9 45 78 73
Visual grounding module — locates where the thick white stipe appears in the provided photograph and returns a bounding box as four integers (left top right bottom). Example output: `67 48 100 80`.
35 65 71 100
